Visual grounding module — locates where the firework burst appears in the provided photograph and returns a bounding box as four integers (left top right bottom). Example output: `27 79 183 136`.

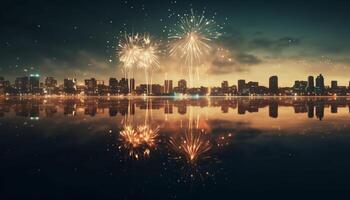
138 34 160 95
118 33 160 95
118 33 142 75
168 9 222 87
138 34 160 70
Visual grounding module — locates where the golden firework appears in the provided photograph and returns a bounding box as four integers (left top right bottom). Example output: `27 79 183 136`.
168 9 222 87
118 33 142 70
170 129 212 163
119 124 160 159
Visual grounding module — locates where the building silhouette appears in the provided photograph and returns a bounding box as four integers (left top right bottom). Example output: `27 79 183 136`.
269 76 278 95
63 78 77 94
164 80 173 94
130 78 135 92
15 77 30 93
331 80 338 90
307 76 314 94
221 81 229 94
315 74 325 95
109 78 118 95
85 78 97 95
238 79 245 95
178 79 187 94
29 74 40 93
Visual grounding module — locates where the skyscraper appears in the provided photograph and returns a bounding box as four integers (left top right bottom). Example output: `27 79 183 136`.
45 77 57 88
238 79 246 95
119 78 129 94
129 78 135 93
221 81 229 94
331 80 337 89
29 74 40 93
269 76 278 95
44 77 57 95
15 76 29 94
164 80 173 94
64 78 77 94
85 78 97 95
293 80 308 94
178 79 187 94
109 78 118 95
307 76 314 94
315 74 325 95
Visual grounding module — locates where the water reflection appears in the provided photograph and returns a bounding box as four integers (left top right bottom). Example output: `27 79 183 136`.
118 99 160 159
1 97 349 120
1 97 350 198
119 124 160 159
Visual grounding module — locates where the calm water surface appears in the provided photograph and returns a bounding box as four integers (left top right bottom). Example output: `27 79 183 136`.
1 97 350 199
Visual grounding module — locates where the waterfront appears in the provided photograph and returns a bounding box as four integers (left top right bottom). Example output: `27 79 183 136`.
1 97 350 199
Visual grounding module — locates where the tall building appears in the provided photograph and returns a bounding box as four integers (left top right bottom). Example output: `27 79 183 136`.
15 76 29 94
331 80 337 89
109 78 119 95
247 81 259 95
315 74 325 95
164 80 173 94
85 78 97 95
119 78 129 94
238 79 246 94
45 77 57 88
44 77 57 95
97 80 107 95
129 78 135 92
178 79 187 94
64 78 77 94
269 76 278 95
0 77 4 95
307 76 314 93
29 74 40 93
293 80 308 94
221 81 229 94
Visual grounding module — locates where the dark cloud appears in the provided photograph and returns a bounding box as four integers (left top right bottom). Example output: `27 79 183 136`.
249 37 301 52
209 53 262 75
235 53 262 65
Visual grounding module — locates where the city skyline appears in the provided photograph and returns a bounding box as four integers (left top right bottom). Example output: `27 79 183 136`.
1 73 350 96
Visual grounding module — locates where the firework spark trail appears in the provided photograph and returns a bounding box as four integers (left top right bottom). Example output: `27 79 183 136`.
118 33 142 92
138 34 160 95
118 33 160 95
169 9 222 87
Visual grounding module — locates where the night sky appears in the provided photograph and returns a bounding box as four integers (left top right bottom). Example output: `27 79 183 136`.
1 0 349 86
